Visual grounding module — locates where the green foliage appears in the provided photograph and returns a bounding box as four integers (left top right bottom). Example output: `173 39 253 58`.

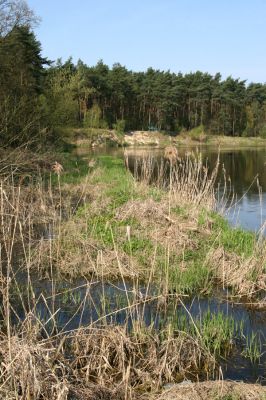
0 26 49 146
41 62 265 138
43 58 81 128
113 119 126 134
242 332 263 364
211 213 256 257
199 311 235 357
83 104 108 129
187 125 207 141
168 310 236 358
168 261 212 295
259 123 266 138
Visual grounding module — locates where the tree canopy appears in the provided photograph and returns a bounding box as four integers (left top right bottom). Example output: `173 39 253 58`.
1 0 266 147
43 59 266 138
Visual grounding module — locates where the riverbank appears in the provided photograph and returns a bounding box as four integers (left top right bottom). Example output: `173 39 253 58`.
37 153 265 305
0 149 265 399
124 130 266 148
59 126 266 149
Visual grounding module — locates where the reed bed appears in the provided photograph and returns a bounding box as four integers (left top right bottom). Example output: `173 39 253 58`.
0 321 214 399
129 149 218 209
0 151 265 399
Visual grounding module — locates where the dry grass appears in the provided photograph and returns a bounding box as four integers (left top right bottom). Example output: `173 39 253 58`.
0 333 68 399
131 151 218 209
164 146 179 163
208 246 266 306
70 324 213 390
0 147 55 178
116 197 197 254
34 222 142 279
0 151 265 399
0 321 215 400
155 381 266 400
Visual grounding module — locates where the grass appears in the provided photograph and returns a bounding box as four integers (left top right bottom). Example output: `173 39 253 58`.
242 332 263 364
210 212 256 258
167 310 237 359
28 152 265 302
51 151 90 184
0 149 265 399
173 132 266 149
168 261 212 295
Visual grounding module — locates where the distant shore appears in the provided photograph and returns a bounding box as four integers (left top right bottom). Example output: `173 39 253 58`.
66 127 266 149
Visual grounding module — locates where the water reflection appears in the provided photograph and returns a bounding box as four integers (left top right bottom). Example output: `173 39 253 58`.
8 278 266 384
193 148 266 232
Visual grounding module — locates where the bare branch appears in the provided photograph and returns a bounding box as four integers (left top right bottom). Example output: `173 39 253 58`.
0 0 40 37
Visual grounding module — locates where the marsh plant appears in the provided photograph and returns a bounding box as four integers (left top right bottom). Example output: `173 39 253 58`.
242 332 264 364
0 153 265 399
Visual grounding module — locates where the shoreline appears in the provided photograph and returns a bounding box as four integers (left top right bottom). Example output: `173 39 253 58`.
65 127 266 149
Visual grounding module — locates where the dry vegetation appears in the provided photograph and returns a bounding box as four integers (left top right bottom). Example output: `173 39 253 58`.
0 149 265 399
155 381 266 400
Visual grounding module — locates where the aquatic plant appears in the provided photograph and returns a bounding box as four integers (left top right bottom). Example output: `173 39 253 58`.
242 332 264 364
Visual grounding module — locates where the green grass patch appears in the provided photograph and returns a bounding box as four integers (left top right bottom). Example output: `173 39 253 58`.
211 213 256 257
168 261 212 295
168 310 237 359
87 209 155 266
92 155 137 207
51 152 89 185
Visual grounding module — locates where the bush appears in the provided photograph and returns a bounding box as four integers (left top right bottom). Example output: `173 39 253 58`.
187 125 207 142
113 119 126 134
83 104 108 129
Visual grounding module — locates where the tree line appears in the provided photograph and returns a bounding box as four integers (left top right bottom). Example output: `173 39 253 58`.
1 0 266 148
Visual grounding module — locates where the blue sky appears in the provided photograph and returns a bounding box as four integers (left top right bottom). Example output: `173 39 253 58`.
27 0 266 83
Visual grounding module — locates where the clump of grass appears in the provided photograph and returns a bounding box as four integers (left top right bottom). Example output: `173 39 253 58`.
167 261 212 295
70 322 214 391
242 332 263 364
199 311 236 358
211 213 256 258
207 244 266 300
0 294 217 399
186 125 208 143
167 310 236 359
